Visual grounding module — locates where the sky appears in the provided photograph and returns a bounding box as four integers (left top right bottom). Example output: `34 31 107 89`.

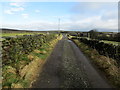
0 1 118 32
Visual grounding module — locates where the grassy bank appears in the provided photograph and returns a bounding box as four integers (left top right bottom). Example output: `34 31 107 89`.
72 39 120 88
2 34 62 88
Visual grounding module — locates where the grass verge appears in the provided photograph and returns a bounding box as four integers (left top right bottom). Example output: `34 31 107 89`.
72 39 120 88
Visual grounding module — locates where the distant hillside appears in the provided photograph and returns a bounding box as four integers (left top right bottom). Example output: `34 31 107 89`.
1 28 41 33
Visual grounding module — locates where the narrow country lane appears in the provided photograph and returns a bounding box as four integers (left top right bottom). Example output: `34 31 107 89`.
32 35 112 88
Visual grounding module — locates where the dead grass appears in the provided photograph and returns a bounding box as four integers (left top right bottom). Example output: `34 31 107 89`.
11 83 23 88
27 54 34 61
33 50 41 53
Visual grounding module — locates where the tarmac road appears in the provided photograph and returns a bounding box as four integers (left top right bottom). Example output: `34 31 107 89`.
32 35 111 88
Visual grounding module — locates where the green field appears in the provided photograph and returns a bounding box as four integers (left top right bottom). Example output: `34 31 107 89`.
76 37 119 46
0 33 46 41
100 40 119 46
1 33 45 37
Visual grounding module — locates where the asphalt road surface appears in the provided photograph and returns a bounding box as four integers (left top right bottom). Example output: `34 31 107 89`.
32 35 112 88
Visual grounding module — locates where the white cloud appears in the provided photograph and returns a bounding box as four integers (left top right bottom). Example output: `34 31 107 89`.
35 10 40 13
11 7 24 11
10 3 21 7
101 10 118 20
2 11 118 32
1 0 119 2
4 2 25 15
94 18 118 30
2 16 118 32
4 10 14 14
2 2 118 32
22 14 29 19
7 0 28 2
69 14 117 31
4 7 24 14
69 2 118 31
9 2 25 7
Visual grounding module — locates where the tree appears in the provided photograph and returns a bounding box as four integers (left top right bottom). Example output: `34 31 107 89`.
89 29 98 39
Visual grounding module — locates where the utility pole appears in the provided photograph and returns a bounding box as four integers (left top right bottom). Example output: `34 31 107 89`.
58 18 60 31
